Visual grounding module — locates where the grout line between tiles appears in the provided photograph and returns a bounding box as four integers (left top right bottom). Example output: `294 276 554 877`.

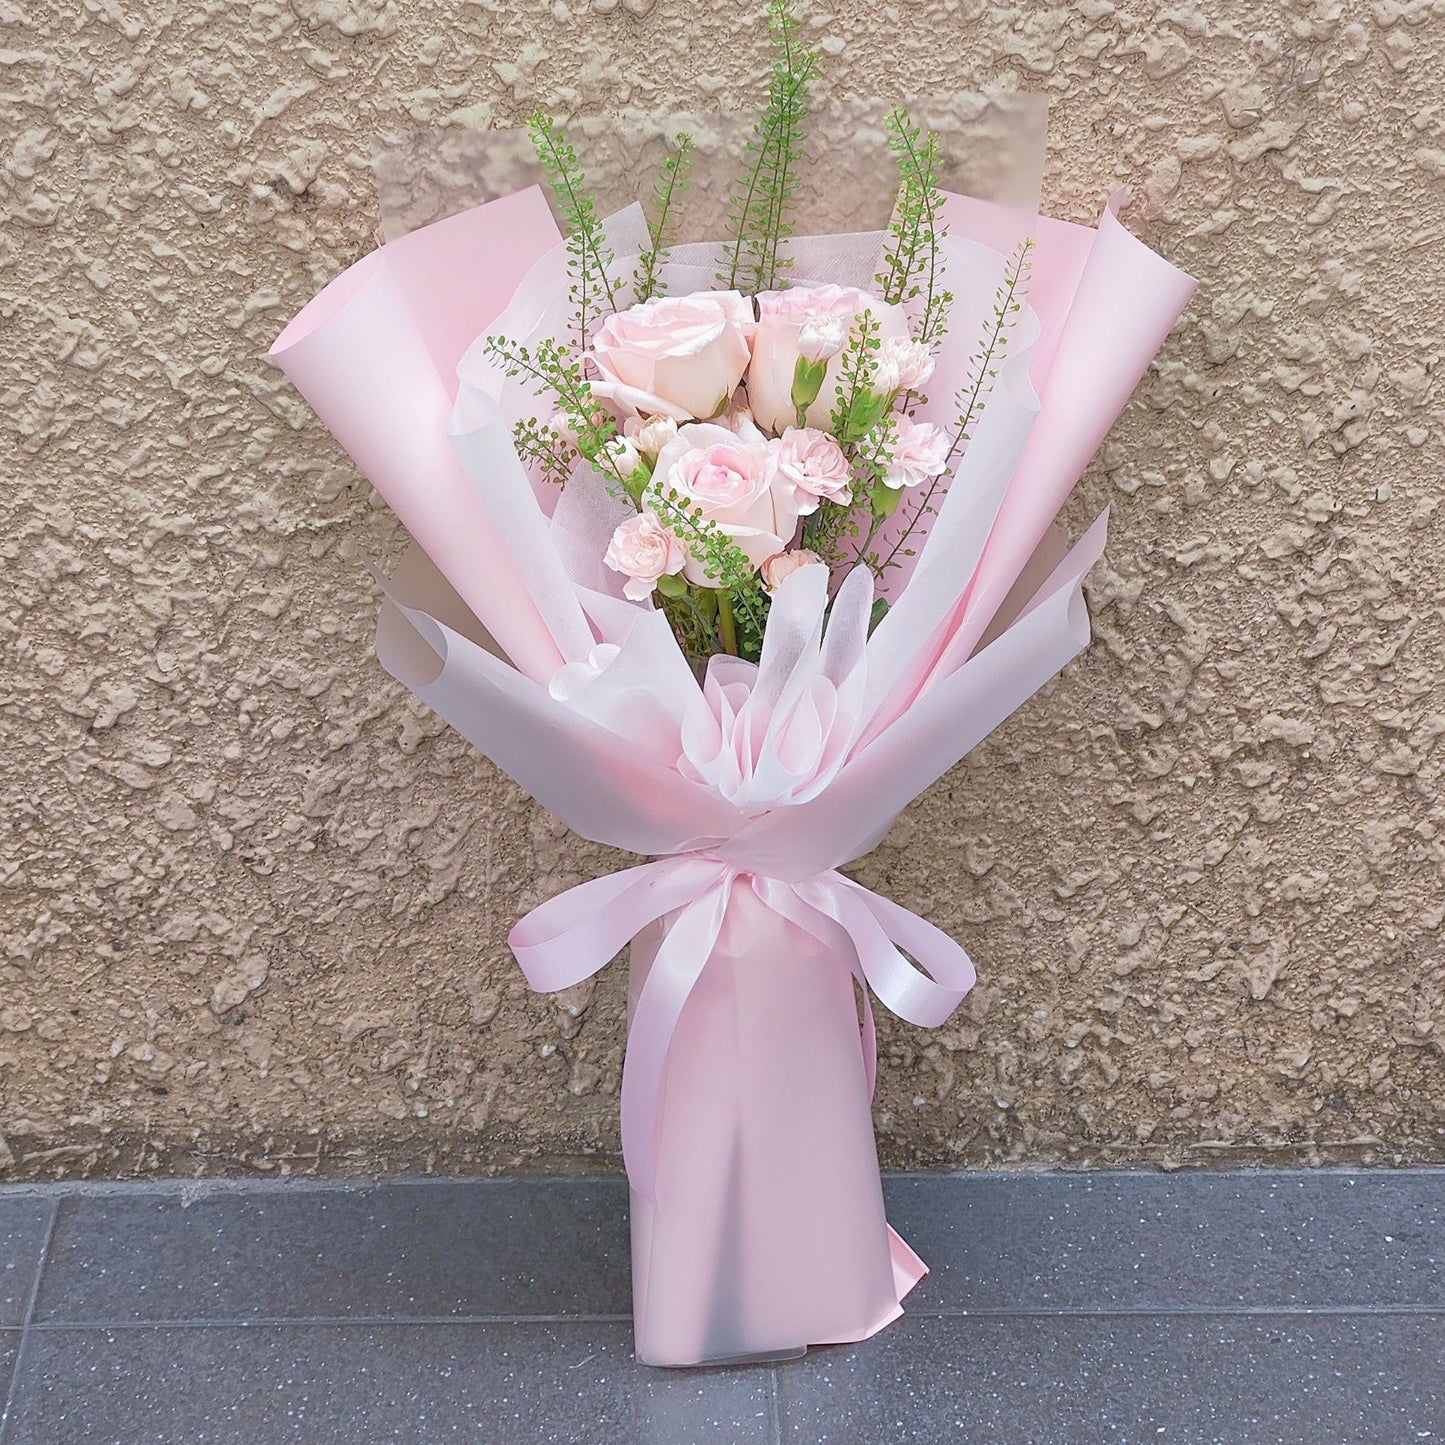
897 1303 1445 1320
767 1362 783 1445
0 1176 634 1199
2 1164 1444 1200
23 1304 1445 1334
30 1312 635 1331
0 1197 59 1445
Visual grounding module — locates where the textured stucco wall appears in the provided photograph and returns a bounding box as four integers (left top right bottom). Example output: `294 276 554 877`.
2 0 1442 1181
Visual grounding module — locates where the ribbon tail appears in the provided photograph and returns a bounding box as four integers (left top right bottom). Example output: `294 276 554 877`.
802 874 979 1029
622 877 735 1202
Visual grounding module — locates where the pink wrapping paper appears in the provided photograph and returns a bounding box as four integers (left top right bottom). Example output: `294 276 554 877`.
925 192 1200 691
271 188 581 683
628 882 907 1366
270 165 1196 1365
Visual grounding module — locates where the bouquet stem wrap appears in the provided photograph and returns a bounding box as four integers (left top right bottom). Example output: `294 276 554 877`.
625 880 925 1366
270 157 1195 1365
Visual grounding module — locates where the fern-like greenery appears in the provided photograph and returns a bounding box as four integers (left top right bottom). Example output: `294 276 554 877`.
945 236 1034 465
658 583 720 663
483 335 626 489
513 416 577 488
802 498 862 568
646 482 770 658
634 133 695 304
528 111 620 347
720 0 819 295
873 236 1034 576
850 415 903 570
829 310 887 443
875 106 953 352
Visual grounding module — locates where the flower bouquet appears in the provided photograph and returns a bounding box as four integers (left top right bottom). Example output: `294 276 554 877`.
270 2 1195 1367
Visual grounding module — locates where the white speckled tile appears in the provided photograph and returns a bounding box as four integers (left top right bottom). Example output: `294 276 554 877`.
4 1323 775 1445
883 1169 1445 1310
32 1181 631 1324
8 1171 1445 1443
0 1329 19 1429
0 1202 51 1328
775 1313 1445 1445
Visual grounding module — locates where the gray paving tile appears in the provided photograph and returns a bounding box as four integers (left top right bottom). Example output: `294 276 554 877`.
5 1322 773 1444
776 1312 1445 1445
0 1328 19 1430
0 1198 52 1327
883 1170 1445 1311
34 1181 630 1325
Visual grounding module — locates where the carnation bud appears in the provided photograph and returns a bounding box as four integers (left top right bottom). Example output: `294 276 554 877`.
797 313 848 364
760 547 825 591
625 413 678 456
548 410 582 448
870 355 904 395
790 356 829 428
877 336 935 392
605 434 641 472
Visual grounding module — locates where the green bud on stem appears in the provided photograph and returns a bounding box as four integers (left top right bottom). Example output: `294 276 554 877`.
790 356 828 427
871 480 903 521
840 389 892 444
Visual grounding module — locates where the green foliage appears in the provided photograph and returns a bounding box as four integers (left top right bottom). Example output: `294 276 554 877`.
658 583 721 662
646 483 770 658
482 334 625 489
849 416 903 572
634 133 695 304
512 416 577 488
721 0 819 295
528 111 620 346
875 107 953 351
732 588 769 663
857 416 901 511
803 498 863 569
829 309 886 443
873 236 1035 577
946 235 1034 465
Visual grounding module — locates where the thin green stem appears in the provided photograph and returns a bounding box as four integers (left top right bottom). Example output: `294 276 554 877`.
874 239 1033 577
945 239 1033 466
716 590 739 656
635 134 694 303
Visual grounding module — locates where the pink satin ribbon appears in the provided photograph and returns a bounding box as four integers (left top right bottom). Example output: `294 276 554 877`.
508 856 978 1201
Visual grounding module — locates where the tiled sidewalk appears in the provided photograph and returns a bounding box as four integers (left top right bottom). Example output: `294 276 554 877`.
0 1170 1440 1443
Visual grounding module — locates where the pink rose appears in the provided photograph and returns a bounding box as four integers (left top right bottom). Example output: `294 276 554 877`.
760 548 825 591
881 416 951 490
772 427 852 509
653 421 806 582
604 510 687 601
746 283 909 434
589 291 754 423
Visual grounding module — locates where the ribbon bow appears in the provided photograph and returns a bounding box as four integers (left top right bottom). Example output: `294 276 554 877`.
509 855 977 1200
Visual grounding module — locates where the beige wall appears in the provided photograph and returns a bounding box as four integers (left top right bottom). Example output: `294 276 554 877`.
2 0 1442 1181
